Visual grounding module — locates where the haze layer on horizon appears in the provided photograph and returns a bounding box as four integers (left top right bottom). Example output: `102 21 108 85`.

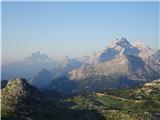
2 1 159 63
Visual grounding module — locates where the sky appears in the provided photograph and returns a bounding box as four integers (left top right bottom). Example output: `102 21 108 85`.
2 1 159 63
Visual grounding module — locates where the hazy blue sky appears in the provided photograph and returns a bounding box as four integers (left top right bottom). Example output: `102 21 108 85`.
2 2 159 63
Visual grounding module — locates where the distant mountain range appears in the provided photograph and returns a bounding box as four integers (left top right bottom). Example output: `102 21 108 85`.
44 38 159 94
2 52 57 80
2 37 160 92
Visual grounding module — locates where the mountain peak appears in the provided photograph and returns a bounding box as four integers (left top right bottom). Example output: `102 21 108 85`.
7 78 29 87
31 51 41 57
24 51 54 64
81 37 141 65
110 37 132 48
114 37 128 43
2 78 46 105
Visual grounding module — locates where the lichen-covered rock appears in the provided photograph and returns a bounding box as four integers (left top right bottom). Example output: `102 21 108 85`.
2 78 46 105
1 78 46 119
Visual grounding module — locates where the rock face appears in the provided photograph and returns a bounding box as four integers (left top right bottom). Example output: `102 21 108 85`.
135 79 160 100
69 55 158 81
145 49 160 74
133 42 154 58
79 38 158 67
143 79 160 88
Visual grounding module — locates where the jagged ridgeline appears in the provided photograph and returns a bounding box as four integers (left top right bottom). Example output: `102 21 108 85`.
1 78 105 120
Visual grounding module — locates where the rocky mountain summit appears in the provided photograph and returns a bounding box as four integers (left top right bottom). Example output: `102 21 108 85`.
1 78 46 104
1 78 105 120
79 37 151 65
1 78 46 118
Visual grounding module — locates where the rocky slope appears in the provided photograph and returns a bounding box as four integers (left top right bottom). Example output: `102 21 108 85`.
1 78 105 120
1 78 46 119
133 42 154 58
132 79 160 100
145 49 160 74
69 55 158 81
